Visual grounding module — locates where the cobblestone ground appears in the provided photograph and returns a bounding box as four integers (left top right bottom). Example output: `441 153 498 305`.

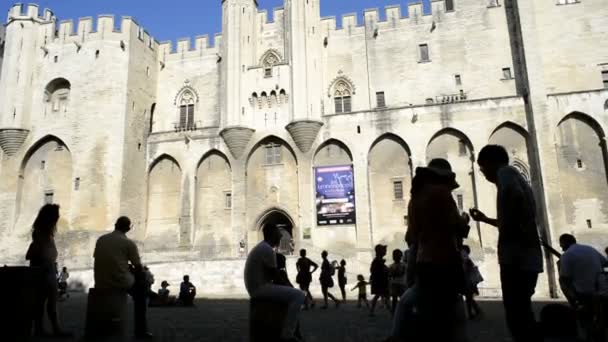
33 294 559 342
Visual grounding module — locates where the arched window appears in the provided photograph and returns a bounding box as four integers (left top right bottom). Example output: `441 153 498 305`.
178 90 195 130
260 50 281 78
333 80 353 113
44 78 71 114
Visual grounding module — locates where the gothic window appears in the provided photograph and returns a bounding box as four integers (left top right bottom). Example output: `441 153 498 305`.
333 80 353 113
393 180 404 200
261 50 281 78
44 78 71 114
176 88 197 130
265 143 282 164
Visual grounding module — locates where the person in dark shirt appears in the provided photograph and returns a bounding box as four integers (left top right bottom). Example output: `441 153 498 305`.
369 244 390 316
319 251 339 309
179 275 196 306
296 249 319 309
337 259 347 302
275 253 294 287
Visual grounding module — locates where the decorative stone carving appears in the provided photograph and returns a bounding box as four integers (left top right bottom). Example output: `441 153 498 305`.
0 128 30 156
285 120 324 153
220 126 255 159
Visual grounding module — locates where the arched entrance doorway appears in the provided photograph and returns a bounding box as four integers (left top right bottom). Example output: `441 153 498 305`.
257 209 296 255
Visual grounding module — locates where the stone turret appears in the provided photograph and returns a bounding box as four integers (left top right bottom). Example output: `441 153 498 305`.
219 0 257 159
0 4 55 156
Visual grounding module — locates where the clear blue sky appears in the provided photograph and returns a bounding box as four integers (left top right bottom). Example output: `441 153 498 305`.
2 0 431 41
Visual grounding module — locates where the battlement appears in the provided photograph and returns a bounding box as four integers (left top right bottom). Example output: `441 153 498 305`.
7 3 54 23
320 0 453 33
158 33 222 60
256 7 285 25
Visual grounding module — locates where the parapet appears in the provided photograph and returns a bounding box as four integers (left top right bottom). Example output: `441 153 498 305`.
7 3 54 23
256 7 285 25
158 33 222 60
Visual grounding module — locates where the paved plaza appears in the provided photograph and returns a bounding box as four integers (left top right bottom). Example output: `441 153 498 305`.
31 294 562 342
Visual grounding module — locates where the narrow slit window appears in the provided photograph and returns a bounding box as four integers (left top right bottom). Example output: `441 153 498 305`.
577 159 583 169
419 44 430 62
455 74 462 86
41 160 46 170
44 191 54 204
225 192 232 209
602 70 608 89
503 67 513 79
74 177 80 191
586 219 592 229
456 194 464 211
445 0 455 11
393 181 404 200
376 91 386 108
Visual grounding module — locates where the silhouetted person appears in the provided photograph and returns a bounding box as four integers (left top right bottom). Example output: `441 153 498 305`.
296 249 318 309
351 275 370 309
406 159 470 341
337 259 347 302
319 250 339 309
58 266 69 300
558 233 607 340
369 244 390 316
605 246 608 260
388 249 407 315
470 145 543 342
94 216 152 339
244 224 305 342
25 204 71 338
179 275 197 306
276 253 294 287
462 245 482 320
149 280 175 307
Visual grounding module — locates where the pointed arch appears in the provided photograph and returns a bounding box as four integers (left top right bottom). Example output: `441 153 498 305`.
20 135 70 173
489 121 530 140
427 127 475 162
558 111 606 138
173 85 199 105
314 138 353 166
246 135 299 166
148 153 181 174
327 75 356 97
260 49 282 67
369 133 412 158
197 149 231 171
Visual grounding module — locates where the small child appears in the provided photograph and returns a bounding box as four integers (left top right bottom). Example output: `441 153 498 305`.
389 249 407 314
351 274 370 308
337 259 347 302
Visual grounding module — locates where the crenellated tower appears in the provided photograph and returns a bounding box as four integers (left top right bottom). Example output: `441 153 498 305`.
0 4 54 156
219 0 258 159
284 0 323 153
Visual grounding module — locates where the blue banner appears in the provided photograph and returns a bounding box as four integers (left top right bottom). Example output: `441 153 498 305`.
314 165 356 226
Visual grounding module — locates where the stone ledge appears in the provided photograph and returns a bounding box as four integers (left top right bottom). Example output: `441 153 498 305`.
0 128 30 156
219 126 255 159
285 120 324 153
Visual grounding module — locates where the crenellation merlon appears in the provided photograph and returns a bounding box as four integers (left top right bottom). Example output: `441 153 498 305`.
58 20 75 39
341 13 359 30
7 3 55 23
407 2 425 21
158 33 221 60
320 16 336 32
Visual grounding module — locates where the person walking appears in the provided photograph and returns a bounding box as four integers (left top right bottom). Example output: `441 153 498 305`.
337 259 347 302
406 158 470 342
25 204 71 338
295 249 318 309
369 244 390 316
351 275 370 309
57 266 70 300
470 145 543 342
319 251 339 309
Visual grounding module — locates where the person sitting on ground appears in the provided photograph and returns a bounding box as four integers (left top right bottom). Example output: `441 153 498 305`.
351 275 370 309
337 259 347 302
94 216 151 339
388 249 407 315
369 244 390 316
244 224 305 342
179 275 197 306
58 266 70 300
276 253 294 287
150 280 175 307
558 233 607 338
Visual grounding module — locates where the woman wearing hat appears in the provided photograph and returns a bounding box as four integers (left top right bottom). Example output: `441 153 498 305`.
405 158 470 342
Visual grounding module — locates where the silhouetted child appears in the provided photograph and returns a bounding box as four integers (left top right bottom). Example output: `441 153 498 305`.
462 245 483 319
351 275 370 308
276 253 294 287
388 249 407 314
179 275 196 306
370 244 390 316
58 266 69 300
150 280 175 307
337 259 347 302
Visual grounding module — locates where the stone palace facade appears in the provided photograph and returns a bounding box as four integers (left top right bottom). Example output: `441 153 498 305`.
0 0 607 296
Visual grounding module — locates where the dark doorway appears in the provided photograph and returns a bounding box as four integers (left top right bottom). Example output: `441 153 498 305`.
260 210 294 255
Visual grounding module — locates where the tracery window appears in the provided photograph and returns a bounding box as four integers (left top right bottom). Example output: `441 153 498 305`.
178 90 195 130
261 50 281 78
333 80 353 113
